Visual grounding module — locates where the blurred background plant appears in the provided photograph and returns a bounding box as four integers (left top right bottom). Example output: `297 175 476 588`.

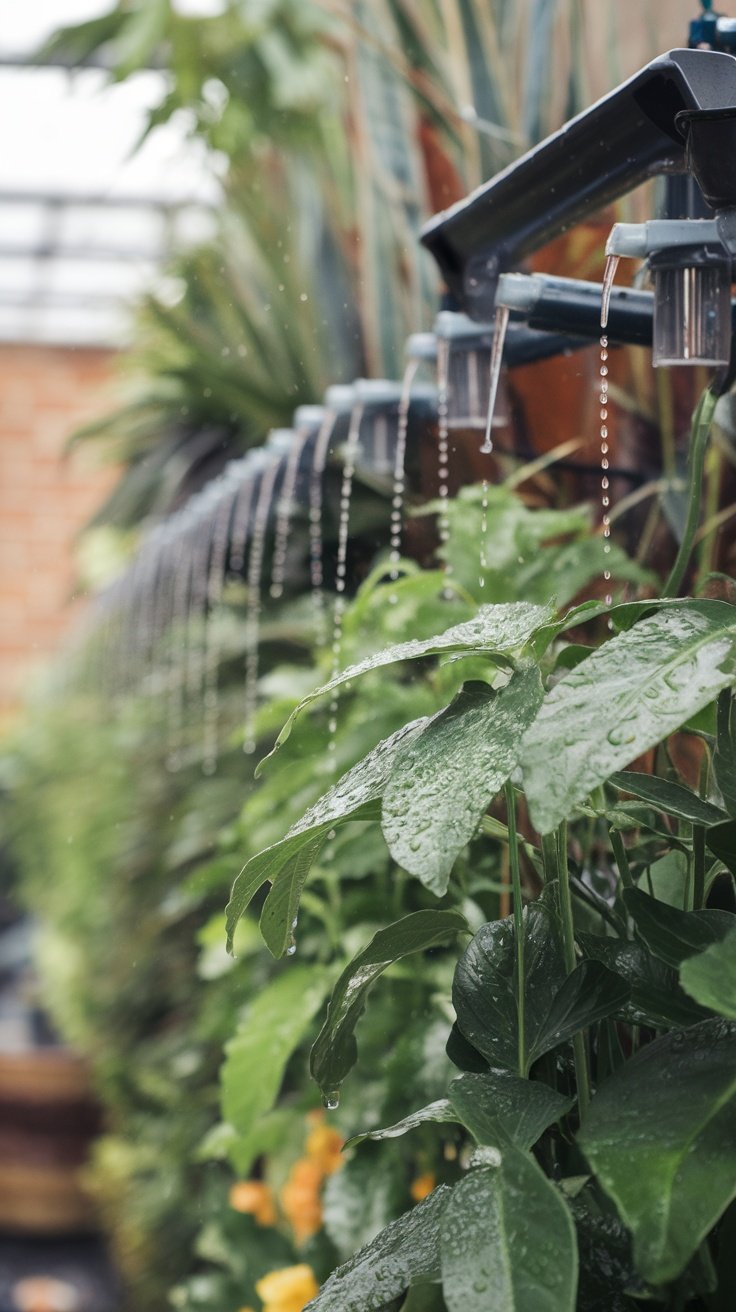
0 2 726 1310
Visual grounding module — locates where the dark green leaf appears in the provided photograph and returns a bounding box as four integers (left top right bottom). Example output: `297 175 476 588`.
707 818 736 876
578 932 709 1030
534 961 630 1059
446 1022 488 1073
715 690 736 817
580 1018 736 1285
382 668 543 895
679 926 736 1018
305 1186 451 1311
521 604 736 834
346 1100 457 1149
220 964 332 1175
610 771 727 826
624 887 735 969
448 1070 572 1150
452 900 566 1075
440 1151 577 1311
266 601 556 759
310 910 467 1099
225 719 427 952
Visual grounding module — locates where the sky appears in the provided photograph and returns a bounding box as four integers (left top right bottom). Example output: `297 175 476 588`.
0 1 225 345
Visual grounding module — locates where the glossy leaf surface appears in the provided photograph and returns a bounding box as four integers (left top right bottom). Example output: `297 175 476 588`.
448 1070 572 1150
610 771 727 826
580 1018 736 1284
521 604 736 833
382 668 543 894
624 887 735 969
305 1184 450 1311
440 1152 577 1311
680 926 736 1018
310 910 467 1098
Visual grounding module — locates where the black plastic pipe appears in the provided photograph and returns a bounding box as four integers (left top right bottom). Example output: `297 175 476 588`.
421 49 736 319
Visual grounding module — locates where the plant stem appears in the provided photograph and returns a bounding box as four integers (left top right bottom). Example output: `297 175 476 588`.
609 826 634 890
546 823 591 1118
504 782 525 1078
693 824 706 910
662 387 717 598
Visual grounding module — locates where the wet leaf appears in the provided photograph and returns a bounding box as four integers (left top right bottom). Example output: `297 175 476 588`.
265 601 556 760
715 690 736 817
706 818 736 876
225 719 427 952
322 1152 406 1262
624 887 736 969
382 668 543 895
346 1100 457 1149
521 604 736 834
452 904 625 1075
310 910 467 1099
448 1070 572 1150
304 1185 451 1311
610 771 727 826
680 926 736 1018
578 933 708 1030
440 1150 577 1311
220 963 332 1175
580 1018 736 1285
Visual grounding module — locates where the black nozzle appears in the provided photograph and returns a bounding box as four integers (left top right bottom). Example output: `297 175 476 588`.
677 107 736 209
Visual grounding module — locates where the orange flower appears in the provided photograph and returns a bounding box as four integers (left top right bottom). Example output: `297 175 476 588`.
304 1121 343 1176
229 1180 277 1227
410 1172 436 1203
255 1264 319 1312
280 1157 323 1243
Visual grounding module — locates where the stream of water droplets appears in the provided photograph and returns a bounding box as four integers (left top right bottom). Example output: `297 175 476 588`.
201 482 238 773
479 305 510 587
388 358 419 600
327 404 363 754
600 254 620 606
435 341 453 592
243 457 282 756
270 432 309 601
308 411 337 650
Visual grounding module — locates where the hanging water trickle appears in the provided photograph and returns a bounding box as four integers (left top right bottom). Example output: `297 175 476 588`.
600 253 619 607
479 304 510 587
202 471 241 773
243 452 283 756
308 405 339 651
270 419 316 601
327 402 363 754
388 358 419 599
435 338 453 589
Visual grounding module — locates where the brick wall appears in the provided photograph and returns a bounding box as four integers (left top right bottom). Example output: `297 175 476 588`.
0 345 119 729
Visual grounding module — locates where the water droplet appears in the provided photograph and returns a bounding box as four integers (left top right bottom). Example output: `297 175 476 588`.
323 1091 340 1111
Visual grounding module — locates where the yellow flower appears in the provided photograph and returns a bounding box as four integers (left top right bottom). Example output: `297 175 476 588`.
410 1172 436 1203
229 1180 278 1227
304 1121 343 1175
255 1264 319 1312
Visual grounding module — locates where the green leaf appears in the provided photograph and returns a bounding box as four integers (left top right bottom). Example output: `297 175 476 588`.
680 926 736 1018
382 668 543 895
220 963 332 1175
448 1070 572 1151
265 601 556 760
453 904 626 1075
440 1151 578 1311
578 933 708 1030
610 772 727 826
521 604 736 834
707 818 736 876
305 1185 451 1311
225 719 427 952
715 690 736 817
322 1151 406 1262
580 1018 736 1285
310 910 467 1099
346 1100 457 1149
624 887 735 969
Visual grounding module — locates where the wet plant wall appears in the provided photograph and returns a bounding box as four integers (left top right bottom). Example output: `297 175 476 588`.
3 4 736 1312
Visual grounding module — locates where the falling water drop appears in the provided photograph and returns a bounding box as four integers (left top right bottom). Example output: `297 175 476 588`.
388 357 419 600
479 305 510 587
243 456 281 756
600 254 620 610
327 404 363 754
322 1091 340 1111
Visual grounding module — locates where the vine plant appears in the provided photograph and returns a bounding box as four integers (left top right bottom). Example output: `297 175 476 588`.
226 438 736 1309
